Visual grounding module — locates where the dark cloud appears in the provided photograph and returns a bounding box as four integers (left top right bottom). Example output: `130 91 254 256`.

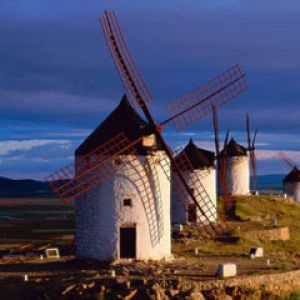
0 0 300 178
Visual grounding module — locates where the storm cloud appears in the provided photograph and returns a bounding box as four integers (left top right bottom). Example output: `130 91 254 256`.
0 0 300 178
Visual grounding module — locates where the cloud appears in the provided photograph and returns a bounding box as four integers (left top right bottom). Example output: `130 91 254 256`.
0 0 300 179
256 150 300 163
0 139 72 156
0 89 114 117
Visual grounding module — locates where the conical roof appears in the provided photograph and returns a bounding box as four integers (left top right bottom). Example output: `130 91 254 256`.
283 167 300 183
175 139 215 170
76 95 162 156
220 138 247 157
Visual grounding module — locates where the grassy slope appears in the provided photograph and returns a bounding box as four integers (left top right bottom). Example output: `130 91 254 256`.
173 196 300 272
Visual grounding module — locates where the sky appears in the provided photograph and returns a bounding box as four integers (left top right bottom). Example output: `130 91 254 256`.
0 0 300 179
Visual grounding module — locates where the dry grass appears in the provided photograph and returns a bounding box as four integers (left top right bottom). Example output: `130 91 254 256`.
173 195 300 272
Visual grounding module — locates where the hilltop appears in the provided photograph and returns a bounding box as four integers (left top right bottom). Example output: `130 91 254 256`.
0 174 285 198
0 176 52 198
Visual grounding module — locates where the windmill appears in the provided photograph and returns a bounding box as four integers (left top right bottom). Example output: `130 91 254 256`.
279 152 300 202
246 114 258 192
171 139 217 225
46 11 247 257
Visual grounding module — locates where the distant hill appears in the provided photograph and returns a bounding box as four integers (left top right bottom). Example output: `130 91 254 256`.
252 174 284 190
0 174 285 198
0 176 52 197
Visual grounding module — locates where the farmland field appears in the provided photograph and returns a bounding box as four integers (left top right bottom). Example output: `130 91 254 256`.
0 198 74 253
1 196 300 299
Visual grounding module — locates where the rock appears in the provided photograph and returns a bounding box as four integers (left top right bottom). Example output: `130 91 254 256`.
186 291 205 300
124 289 137 300
216 263 237 278
152 284 168 300
45 247 60 259
249 247 264 258
220 296 232 300
82 282 95 290
61 284 76 296
169 289 179 297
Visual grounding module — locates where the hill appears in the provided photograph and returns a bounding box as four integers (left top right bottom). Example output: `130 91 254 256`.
0 173 285 198
254 174 285 190
0 176 52 197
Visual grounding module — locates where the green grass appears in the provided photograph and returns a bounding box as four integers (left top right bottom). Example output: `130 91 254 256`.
290 289 300 300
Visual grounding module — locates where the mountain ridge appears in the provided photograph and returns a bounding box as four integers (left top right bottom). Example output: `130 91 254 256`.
0 176 52 197
0 174 285 197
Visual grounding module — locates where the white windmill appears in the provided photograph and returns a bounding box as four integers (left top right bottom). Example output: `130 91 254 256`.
280 152 300 203
46 11 247 260
172 139 216 225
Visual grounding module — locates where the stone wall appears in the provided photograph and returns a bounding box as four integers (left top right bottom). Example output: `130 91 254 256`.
245 226 290 241
175 269 300 296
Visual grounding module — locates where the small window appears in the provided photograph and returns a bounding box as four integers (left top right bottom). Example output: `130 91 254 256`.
123 198 132 207
190 188 195 195
142 134 156 148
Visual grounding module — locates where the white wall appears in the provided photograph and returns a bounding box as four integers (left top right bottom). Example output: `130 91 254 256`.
226 156 250 196
172 167 217 224
75 151 171 261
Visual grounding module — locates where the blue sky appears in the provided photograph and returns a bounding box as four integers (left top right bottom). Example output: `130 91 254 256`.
1 0 300 179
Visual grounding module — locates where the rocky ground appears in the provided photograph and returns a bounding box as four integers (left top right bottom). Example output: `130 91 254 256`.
1 195 300 299
0 257 299 299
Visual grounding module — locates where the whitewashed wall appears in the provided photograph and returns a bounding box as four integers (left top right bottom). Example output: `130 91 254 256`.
75 151 171 261
226 156 250 196
172 167 217 224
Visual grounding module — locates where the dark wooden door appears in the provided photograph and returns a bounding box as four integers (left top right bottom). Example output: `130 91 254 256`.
120 227 136 258
188 203 197 223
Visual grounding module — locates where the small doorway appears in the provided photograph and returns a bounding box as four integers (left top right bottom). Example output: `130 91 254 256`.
120 226 136 258
187 203 197 223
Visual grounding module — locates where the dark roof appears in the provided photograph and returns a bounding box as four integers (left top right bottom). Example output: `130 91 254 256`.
283 167 300 183
220 138 247 157
175 139 215 170
76 95 163 156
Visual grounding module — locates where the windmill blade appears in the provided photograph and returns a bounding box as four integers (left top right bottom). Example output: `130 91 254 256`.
223 129 230 149
162 64 247 130
100 11 153 110
246 113 251 150
100 10 230 239
251 128 258 190
159 152 228 238
246 114 258 190
121 155 164 246
219 132 234 216
45 133 143 202
212 104 220 160
252 128 258 149
220 158 233 213
249 149 257 190
279 151 297 169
